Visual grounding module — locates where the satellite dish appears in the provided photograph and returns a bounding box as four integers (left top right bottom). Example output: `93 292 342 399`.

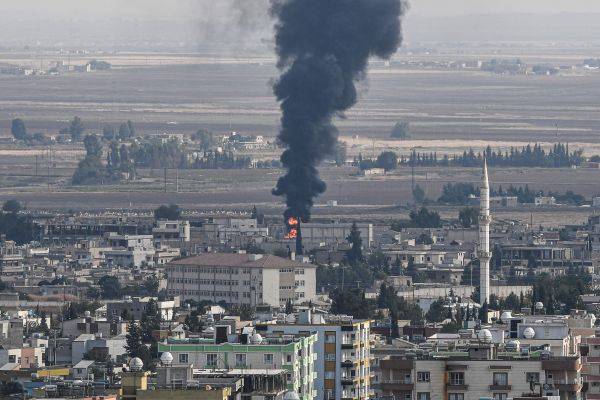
129 357 144 372
160 352 173 366
283 392 301 400
523 327 536 339
477 329 493 344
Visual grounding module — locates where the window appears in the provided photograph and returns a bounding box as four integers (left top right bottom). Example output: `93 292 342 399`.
264 354 274 365
325 333 336 343
235 353 246 367
449 372 465 386
325 371 335 379
325 353 336 361
178 353 189 364
448 394 464 400
526 372 540 384
417 371 430 383
404 393 412 400
286 354 292 363
493 394 508 400
418 393 431 400
206 354 217 367
493 372 508 386
404 373 412 384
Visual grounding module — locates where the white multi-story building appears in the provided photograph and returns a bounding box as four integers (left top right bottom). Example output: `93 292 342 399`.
158 328 317 399
103 233 155 267
166 253 316 307
153 220 191 244
256 310 372 400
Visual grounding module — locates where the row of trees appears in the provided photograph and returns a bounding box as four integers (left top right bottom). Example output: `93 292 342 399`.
356 143 585 172
91 275 159 300
435 182 586 206
11 117 136 144
407 143 583 168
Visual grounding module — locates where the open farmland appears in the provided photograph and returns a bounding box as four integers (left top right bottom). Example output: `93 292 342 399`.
0 49 600 228
1 51 600 144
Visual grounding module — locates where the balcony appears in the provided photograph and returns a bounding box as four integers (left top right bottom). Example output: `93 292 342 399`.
380 381 414 391
489 385 512 391
542 358 581 372
341 360 353 368
341 376 355 386
446 383 468 391
552 380 583 392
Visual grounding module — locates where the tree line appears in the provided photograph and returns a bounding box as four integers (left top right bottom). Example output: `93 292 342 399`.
356 143 585 172
436 182 586 206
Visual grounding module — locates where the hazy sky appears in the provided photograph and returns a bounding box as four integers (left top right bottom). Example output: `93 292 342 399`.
1 0 600 49
3 0 600 19
410 0 600 17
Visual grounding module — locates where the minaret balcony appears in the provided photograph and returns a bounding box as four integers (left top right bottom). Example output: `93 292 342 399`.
478 215 492 224
478 251 492 260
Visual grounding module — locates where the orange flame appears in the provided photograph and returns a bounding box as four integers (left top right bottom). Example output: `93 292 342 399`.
287 217 299 227
285 228 298 239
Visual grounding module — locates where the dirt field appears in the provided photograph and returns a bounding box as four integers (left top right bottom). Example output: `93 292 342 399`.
1 50 600 227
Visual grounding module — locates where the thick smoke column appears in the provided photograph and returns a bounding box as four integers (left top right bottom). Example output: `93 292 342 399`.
271 0 406 223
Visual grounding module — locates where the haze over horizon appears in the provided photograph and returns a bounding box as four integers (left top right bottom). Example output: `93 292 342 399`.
1 0 600 50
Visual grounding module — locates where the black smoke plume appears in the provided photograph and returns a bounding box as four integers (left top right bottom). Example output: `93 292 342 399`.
271 0 407 222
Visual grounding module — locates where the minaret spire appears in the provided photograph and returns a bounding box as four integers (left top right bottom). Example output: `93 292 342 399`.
479 158 491 310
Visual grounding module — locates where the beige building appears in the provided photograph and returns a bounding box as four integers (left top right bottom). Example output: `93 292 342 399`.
257 311 372 400
166 253 316 307
374 343 582 400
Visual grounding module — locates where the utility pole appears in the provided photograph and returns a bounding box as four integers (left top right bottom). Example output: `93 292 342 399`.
47 147 51 188
164 168 168 193
175 168 179 193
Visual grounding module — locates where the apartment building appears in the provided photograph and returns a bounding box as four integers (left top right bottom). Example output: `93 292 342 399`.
256 310 372 400
153 220 191 244
296 221 374 249
0 239 25 274
374 341 582 400
165 253 316 307
103 233 156 267
157 328 317 400
106 296 179 321
580 336 600 400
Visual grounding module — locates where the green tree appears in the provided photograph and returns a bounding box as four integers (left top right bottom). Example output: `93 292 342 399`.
285 299 294 314
425 298 447 322
412 184 426 204
504 292 520 312
331 288 373 319
98 276 122 299
72 156 106 185
193 129 214 151
84 134 102 158
2 200 22 213
346 223 363 265
458 207 478 228
68 116 85 141
184 309 203 333
376 151 398 172
390 121 410 139
441 321 462 333
11 118 27 140
140 299 161 344
409 207 442 228
154 204 181 220
102 125 116 141
118 122 132 141
334 142 348 167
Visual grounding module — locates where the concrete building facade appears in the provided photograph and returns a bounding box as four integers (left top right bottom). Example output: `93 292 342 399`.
166 253 317 308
